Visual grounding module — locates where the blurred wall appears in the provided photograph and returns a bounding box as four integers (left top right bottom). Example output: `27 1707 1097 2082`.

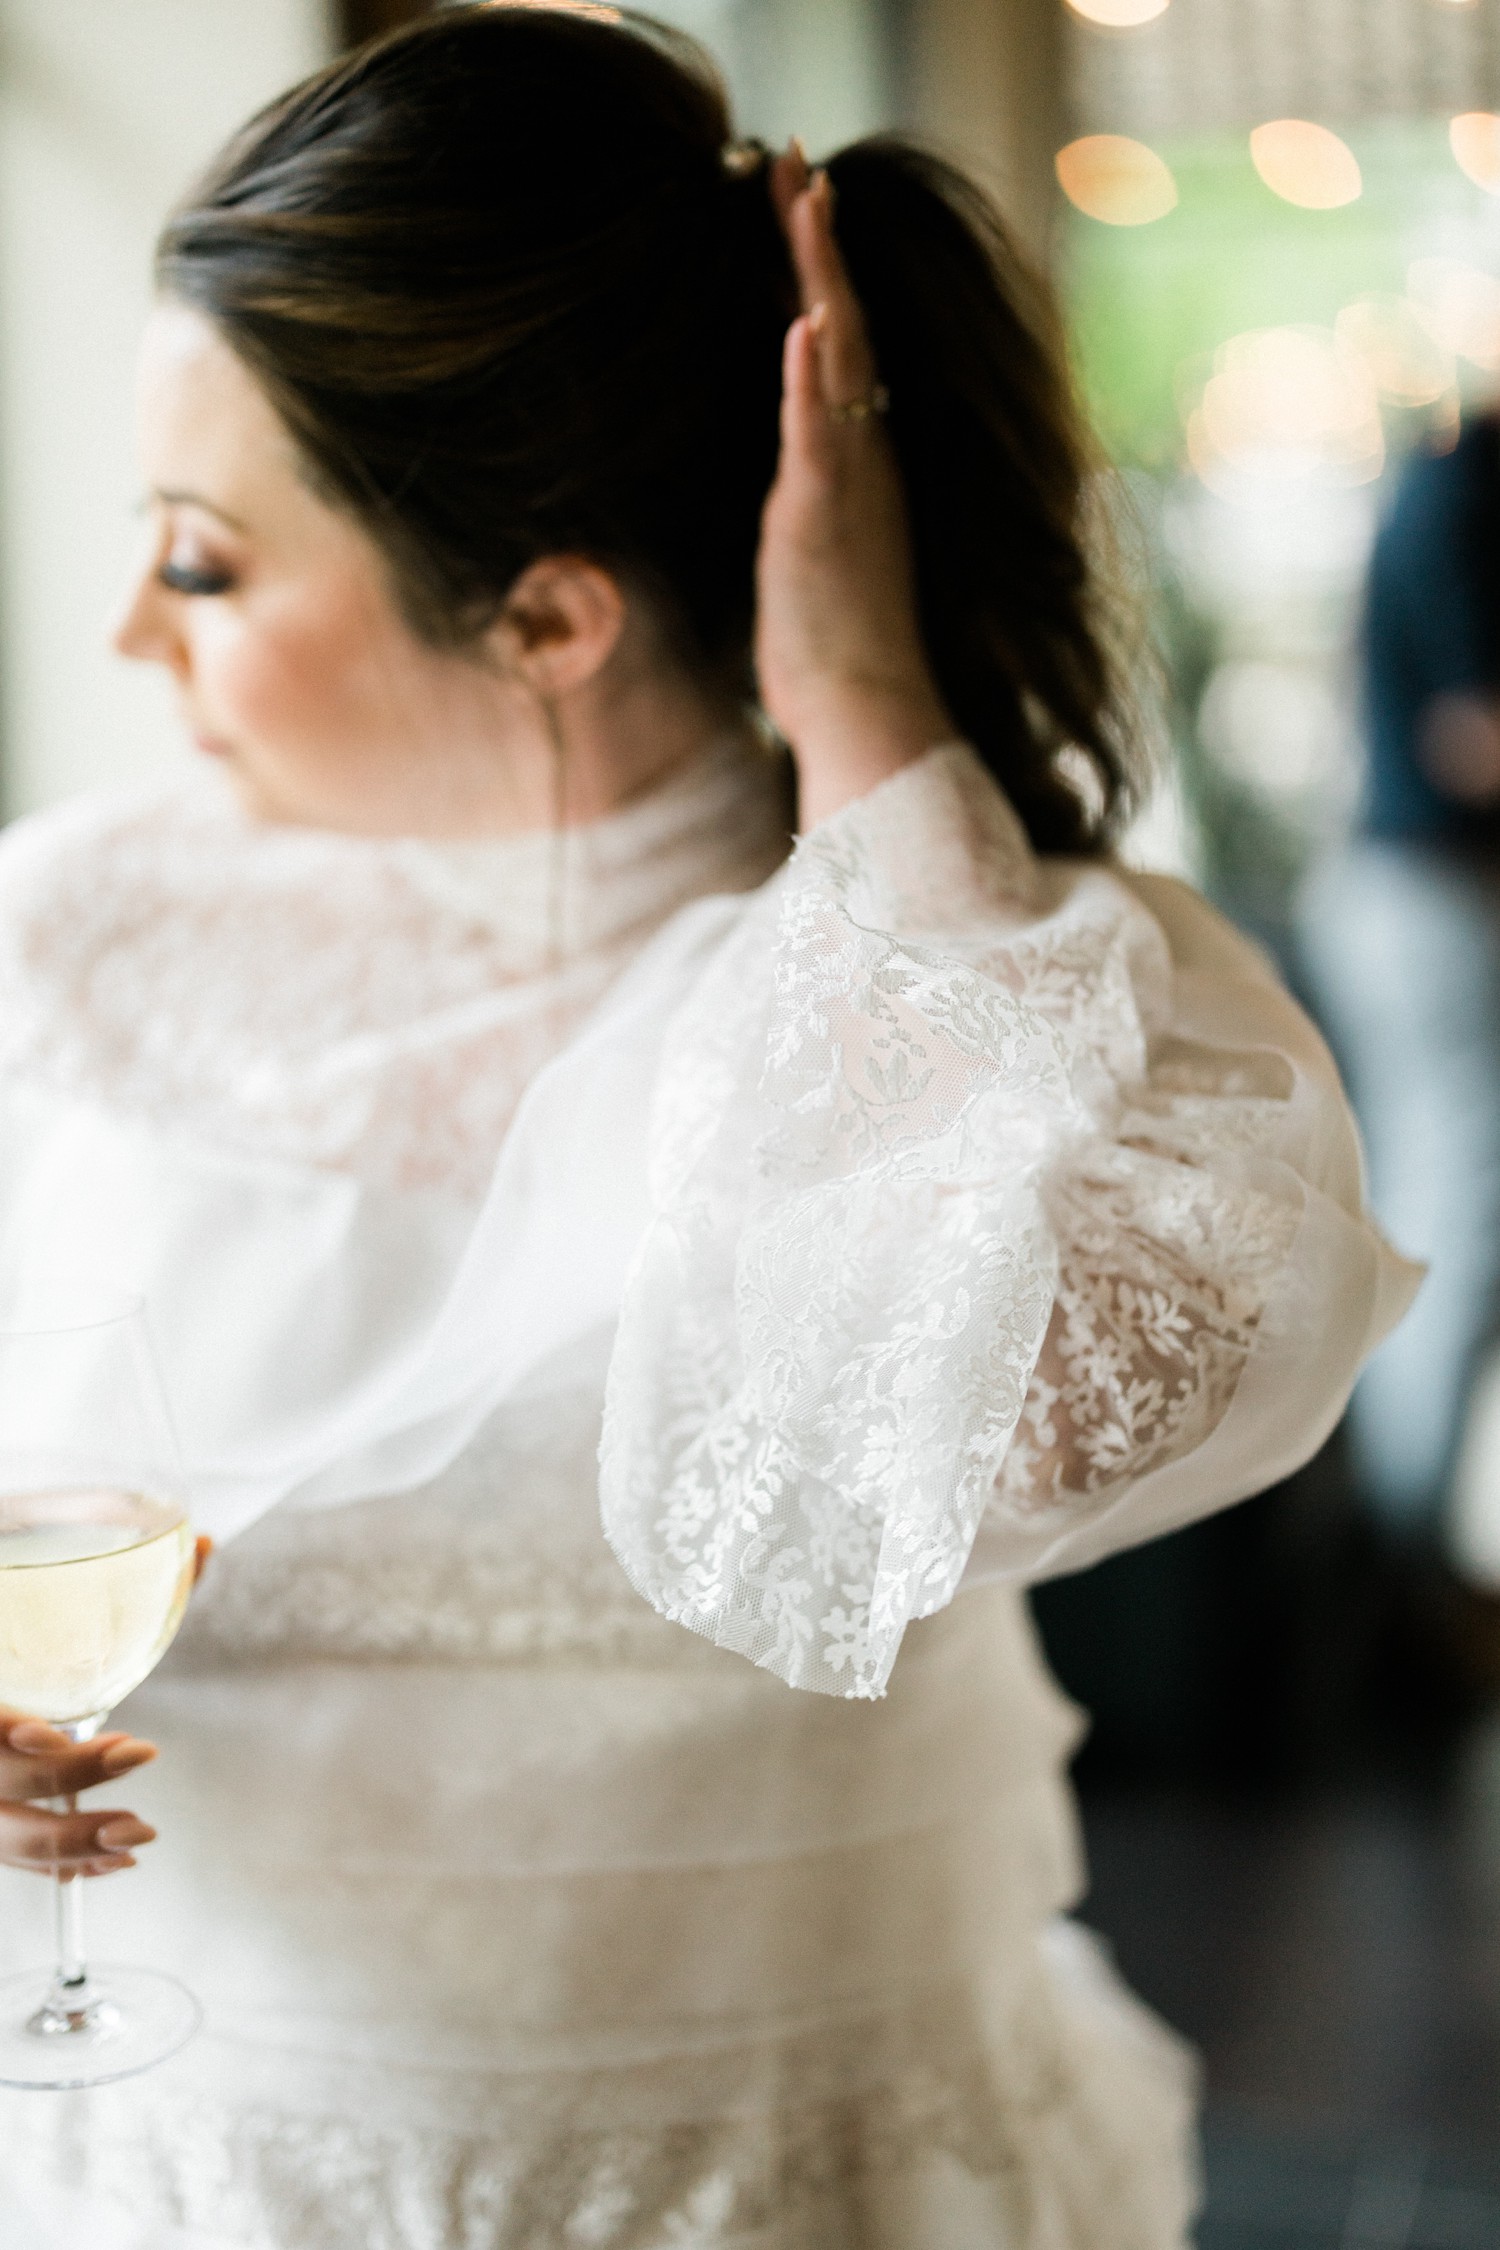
0 1 331 816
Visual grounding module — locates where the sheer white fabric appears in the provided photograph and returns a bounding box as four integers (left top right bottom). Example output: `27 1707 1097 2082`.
601 748 1418 1697
0 737 1412 2248
0 745 787 1536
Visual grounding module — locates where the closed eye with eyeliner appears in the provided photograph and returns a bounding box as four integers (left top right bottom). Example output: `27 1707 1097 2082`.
156 558 236 597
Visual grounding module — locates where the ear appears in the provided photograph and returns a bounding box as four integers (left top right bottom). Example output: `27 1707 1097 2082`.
486 556 627 696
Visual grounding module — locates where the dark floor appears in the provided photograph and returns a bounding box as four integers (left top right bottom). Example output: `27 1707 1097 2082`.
1197 2111 1500 2249
1079 1773 1500 2245
1030 1443 1500 2249
1082 1761 1500 2145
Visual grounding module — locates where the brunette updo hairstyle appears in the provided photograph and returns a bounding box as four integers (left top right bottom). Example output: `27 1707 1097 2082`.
157 2 1140 851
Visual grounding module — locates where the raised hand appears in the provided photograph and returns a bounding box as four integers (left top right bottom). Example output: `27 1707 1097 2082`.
756 144 954 831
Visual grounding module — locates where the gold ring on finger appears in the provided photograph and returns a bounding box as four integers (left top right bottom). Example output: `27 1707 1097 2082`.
828 382 891 424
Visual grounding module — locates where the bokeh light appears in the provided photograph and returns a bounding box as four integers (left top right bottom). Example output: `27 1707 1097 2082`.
1055 135 1178 226
1407 257 1500 369
1249 120 1362 209
1199 661 1347 798
1064 0 1170 23
1185 325 1383 493
1334 294 1454 406
1450 112 1500 192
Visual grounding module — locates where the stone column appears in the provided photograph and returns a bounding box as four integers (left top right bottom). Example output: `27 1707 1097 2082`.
896 0 1068 268
337 0 432 45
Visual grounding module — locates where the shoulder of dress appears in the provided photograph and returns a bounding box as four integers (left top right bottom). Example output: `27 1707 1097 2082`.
0 770 226 885
1101 866 1284 986
0 772 254 1024
791 743 1044 931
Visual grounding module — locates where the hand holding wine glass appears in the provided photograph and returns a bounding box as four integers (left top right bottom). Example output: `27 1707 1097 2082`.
0 1292 204 2088
0 1711 158 1879
0 1529 206 1879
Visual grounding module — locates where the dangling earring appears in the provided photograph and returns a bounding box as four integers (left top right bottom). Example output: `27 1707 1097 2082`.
540 692 569 983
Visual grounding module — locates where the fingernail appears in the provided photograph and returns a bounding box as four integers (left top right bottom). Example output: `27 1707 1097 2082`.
97 1818 154 1849
100 1743 155 1776
809 301 828 334
789 135 807 167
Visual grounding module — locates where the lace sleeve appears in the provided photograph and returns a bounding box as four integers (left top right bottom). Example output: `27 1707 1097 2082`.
598 747 1420 1699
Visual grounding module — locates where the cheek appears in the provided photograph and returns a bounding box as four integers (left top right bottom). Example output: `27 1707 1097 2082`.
190 593 388 756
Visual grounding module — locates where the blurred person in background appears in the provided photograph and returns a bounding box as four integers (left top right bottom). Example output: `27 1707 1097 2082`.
0 8 1414 2246
1301 415 1500 1633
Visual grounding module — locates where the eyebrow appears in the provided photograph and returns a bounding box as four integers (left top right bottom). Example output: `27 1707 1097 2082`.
151 487 251 534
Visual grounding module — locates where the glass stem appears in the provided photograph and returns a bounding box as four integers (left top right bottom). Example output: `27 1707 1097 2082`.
53 1810 86 1987
51 1715 106 1999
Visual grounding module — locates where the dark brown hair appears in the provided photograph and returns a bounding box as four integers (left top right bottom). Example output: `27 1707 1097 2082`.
157 3 1142 851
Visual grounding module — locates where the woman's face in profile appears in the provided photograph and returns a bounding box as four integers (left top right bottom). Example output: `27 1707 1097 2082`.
115 304 550 835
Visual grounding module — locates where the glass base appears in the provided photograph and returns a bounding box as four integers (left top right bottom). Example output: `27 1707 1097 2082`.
0 1963 201 2089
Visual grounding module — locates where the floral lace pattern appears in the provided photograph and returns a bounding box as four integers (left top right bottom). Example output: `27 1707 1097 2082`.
8 1934 1197 2250
14 2054 1016 2250
0 744 790 1198
170 1359 705 1673
601 748 1341 1699
992 1144 1299 1537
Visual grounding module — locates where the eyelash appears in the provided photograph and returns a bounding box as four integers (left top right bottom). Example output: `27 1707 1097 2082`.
157 560 235 597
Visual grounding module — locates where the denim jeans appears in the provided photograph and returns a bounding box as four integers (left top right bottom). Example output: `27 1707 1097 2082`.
1299 841 1500 1541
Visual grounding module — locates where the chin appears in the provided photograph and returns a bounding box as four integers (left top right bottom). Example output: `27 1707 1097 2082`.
210 756 279 824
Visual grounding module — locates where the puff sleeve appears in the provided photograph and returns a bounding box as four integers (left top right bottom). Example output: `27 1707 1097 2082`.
598 746 1419 1698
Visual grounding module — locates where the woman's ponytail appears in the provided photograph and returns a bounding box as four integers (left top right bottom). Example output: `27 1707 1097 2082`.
160 5 1142 855
825 137 1144 853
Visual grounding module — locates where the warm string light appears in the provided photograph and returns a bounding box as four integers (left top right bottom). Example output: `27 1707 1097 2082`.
1335 295 1452 406
1407 257 1500 370
1059 56 1481 493
1064 0 1170 23
1055 134 1178 224
1185 278 1489 497
1452 113 1500 192
1250 120 1362 208
1186 325 1384 493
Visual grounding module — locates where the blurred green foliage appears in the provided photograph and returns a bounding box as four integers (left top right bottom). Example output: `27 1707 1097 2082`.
1061 115 1500 935
1065 115 1482 470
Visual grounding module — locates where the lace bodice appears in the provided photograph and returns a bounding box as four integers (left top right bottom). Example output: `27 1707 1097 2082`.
170 1341 702 1674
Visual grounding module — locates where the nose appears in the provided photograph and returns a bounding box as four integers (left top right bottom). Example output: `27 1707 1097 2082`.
111 561 186 674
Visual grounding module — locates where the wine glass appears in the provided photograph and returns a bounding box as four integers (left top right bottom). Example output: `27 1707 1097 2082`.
0 1288 201 2088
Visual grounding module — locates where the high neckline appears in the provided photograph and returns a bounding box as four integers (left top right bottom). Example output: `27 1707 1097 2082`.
0 730 795 1197
166 727 794 973
379 733 793 962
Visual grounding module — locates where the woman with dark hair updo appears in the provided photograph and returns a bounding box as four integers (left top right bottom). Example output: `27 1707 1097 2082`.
0 8 1413 2245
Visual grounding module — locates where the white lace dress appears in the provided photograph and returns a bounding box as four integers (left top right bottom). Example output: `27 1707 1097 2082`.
0 740 1415 2250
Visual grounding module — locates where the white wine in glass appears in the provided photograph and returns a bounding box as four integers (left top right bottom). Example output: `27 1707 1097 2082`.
0 1296 201 2089
0 1490 194 1722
